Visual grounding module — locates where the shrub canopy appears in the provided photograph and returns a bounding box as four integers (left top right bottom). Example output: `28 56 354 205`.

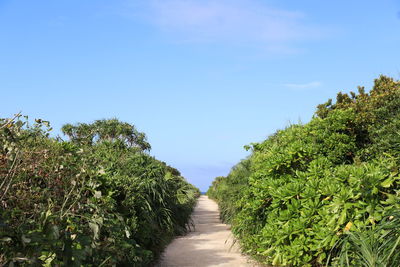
0 117 199 266
208 76 400 266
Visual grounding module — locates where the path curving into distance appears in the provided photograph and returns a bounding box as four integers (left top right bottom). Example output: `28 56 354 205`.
157 196 259 267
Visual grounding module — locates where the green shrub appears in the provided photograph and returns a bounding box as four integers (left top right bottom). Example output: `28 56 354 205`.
0 116 199 266
207 159 251 223
208 76 400 266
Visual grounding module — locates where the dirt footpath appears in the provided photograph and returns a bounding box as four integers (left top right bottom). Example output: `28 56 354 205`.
157 196 258 267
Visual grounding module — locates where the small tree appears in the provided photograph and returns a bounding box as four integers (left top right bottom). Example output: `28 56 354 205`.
62 119 151 151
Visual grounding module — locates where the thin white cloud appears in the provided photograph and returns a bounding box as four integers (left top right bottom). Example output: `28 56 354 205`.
283 81 322 89
127 0 324 51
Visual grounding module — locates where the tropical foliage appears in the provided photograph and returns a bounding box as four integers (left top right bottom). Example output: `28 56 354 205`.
0 117 199 266
208 76 400 266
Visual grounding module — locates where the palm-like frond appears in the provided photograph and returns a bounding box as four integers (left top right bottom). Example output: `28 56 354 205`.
328 213 400 267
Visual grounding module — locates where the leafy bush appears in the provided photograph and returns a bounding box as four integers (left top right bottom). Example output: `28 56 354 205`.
207 159 251 223
208 76 400 266
0 116 199 266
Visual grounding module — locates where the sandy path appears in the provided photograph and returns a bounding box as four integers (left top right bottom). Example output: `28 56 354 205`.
157 196 258 267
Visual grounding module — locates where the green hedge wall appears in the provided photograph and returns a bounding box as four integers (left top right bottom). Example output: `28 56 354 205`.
208 76 400 266
0 117 199 266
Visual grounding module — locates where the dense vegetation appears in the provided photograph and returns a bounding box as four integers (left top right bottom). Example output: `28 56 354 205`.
0 117 199 266
208 76 400 266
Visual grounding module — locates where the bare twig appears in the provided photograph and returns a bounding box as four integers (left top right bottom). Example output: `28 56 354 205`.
61 176 87 219
0 112 22 129
0 151 21 201
60 180 77 218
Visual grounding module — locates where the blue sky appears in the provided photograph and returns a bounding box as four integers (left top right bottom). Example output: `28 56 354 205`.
1 0 400 191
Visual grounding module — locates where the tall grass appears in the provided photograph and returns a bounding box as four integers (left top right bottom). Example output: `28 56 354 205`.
328 213 400 267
